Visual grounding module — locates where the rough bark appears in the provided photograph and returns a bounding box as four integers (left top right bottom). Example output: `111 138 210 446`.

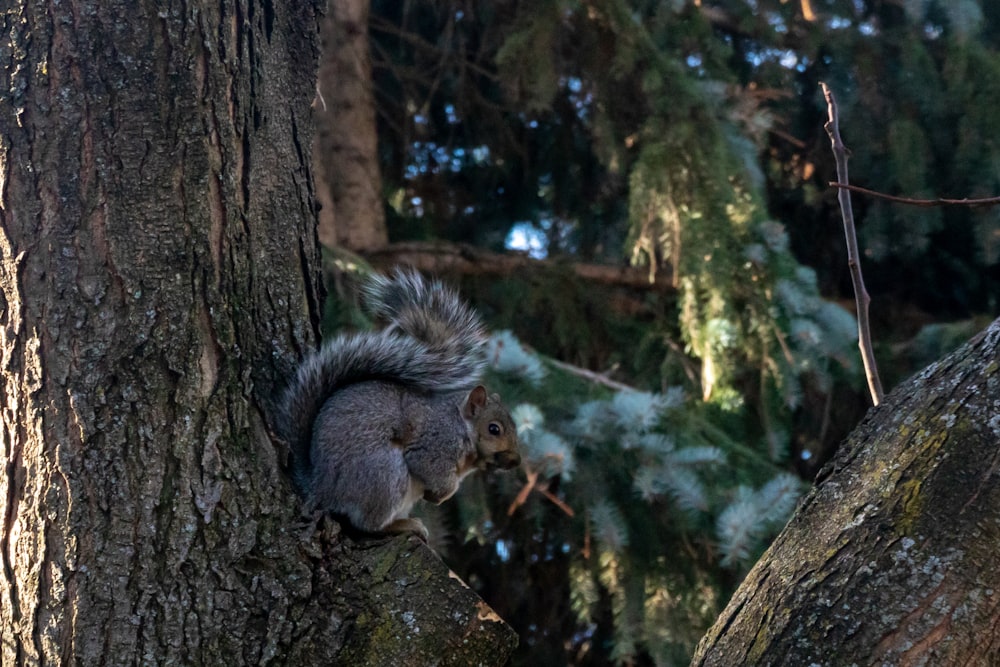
314 0 387 251
309 522 518 667
692 317 1000 666
0 1 514 664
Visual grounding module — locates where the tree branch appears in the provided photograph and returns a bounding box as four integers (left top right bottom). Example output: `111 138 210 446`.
692 318 1000 665
829 182 1000 208
319 525 519 665
820 83 884 407
363 241 676 291
546 358 637 392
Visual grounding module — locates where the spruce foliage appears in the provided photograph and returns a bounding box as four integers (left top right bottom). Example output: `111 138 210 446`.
350 0 1000 663
435 332 806 664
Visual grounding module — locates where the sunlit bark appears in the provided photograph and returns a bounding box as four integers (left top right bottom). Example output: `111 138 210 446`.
693 318 1000 666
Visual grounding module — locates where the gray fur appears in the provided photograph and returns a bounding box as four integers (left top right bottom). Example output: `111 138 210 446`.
276 270 491 527
305 381 475 531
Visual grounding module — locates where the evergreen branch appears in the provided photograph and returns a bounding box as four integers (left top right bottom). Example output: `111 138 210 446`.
829 182 1000 208
820 83 884 407
364 241 676 290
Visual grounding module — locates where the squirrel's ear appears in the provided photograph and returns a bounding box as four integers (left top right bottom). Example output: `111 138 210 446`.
466 386 487 414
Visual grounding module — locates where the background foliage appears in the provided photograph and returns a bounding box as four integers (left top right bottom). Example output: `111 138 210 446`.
335 1 1000 664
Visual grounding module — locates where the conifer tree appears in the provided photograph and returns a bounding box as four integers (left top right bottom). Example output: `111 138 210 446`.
361 1 1000 664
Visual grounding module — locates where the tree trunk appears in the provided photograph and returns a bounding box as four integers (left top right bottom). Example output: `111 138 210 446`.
0 1 514 664
692 317 1000 666
314 0 387 251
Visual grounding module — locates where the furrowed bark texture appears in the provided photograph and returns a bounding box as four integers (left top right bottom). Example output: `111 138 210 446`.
0 1 515 664
0 1 322 662
692 318 1000 666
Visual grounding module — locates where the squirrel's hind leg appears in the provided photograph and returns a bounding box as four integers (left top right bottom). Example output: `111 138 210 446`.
382 517 429 541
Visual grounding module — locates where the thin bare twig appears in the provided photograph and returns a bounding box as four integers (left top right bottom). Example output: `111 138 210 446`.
546 358 636 392
507 469 538 516
537 485 575 517
829 182 1000 208
369 15 500 83
821 83 884 406
506 466 575 517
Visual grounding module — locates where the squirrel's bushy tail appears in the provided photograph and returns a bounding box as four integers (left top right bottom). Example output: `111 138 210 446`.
362 268 488 369
278 269 489 487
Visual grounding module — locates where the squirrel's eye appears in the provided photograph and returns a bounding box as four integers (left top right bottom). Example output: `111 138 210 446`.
488 422 501 436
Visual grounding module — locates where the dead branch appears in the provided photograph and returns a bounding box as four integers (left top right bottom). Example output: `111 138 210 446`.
829 182 1000 208
506 463 575 518
546 358 636 392
821 83 884 406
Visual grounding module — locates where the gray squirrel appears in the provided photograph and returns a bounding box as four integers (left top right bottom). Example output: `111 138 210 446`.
278 269 520 538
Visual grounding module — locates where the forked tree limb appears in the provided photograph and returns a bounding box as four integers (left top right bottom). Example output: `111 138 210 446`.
820 83 884 406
